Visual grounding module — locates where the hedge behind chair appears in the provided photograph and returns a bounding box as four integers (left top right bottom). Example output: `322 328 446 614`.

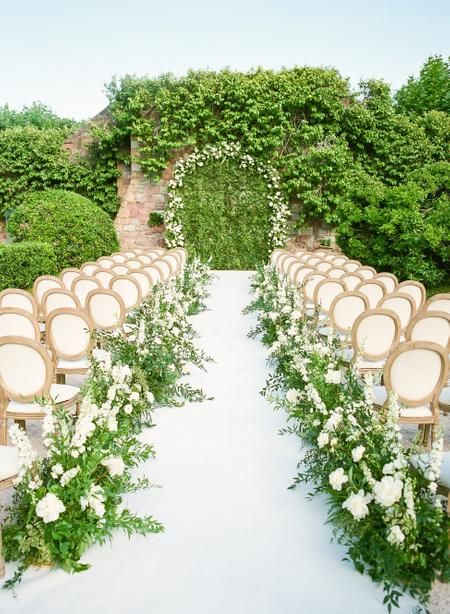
0 242 57 291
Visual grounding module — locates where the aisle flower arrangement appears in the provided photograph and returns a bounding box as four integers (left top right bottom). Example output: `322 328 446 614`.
1 257 213 588
245 264 449 611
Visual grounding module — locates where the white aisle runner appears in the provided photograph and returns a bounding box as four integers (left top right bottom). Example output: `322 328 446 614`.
0 271 416 614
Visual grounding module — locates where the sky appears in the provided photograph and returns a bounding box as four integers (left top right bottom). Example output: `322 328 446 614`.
0 0 449 120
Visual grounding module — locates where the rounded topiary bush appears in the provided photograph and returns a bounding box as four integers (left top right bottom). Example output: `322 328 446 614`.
7 189 120 269
0 242 58 291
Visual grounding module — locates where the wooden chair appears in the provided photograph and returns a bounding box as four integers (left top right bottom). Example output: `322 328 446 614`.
33 276 64 312
372 341 448 446
85 289 126 332
0 337 80 442
351 308 401 374
332 256 348 266
122 251 137 258
355 279 387 309
312 279 346 318
0 308 40 341
142 265 162 285
355 266 377 280
162 254 181 276
424 293 450 315
41 289 82 319
60 268 82 291
125 258 142 270
405 311 450 351
397 280 426 312
71 276 102 309
341 272 364 291
328 291 369 335
377 293 416 334
306 256 322 266
375 272 398 294
0 289 38 320
327 267 347 279
342 260 362 273
93 268 116 289
80 262 99 276
136 254 154 265
316 261 334 273
129 270 153 299
110 253 127 264
151 259 172 281
302 272 328 310
96 256 115 269
46 308 93 382
0 442 20 576
287 261 303 283
109 276 142 312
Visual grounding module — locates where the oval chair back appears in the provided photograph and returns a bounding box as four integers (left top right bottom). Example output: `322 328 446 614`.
152 259 172 281
355 279 387 309
0 309 40 341
341 272 364 291
60 268 82 290
80 262 99 276
405 312 450 351
313 279 346 313
0 336 52 402
270 249 285 264
96 256 115 269
85 289 126 331
46 308 93 361
122 251 136 258
328 292 369 334
332 256 348 266
162 254 180 275
137 254 153 265
93 268 116 289
302 272 328 304
316 261 333 273
110 253 127 264
306 256 322 266
111 263 131 275
397 280 426 312
424 293 450 315
71 276 102 308
142 266 162 285
129 271 153 299
327 267 347 279
287 261 303 283
294 266 316 286
375 272 398 294
352 308 401 362
356 266 377 280
109 276 142 312
33 276 63 308
343 260 362 273
0 289 38 319
377 292 416 333
383 341 448 409
41 289 81 318
125 259 142 270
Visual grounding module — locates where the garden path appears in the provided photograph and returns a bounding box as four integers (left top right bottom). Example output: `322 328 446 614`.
0 271 416 614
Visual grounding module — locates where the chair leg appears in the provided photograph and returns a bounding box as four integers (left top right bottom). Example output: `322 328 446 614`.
14 419 26 431
56 373 66 385
0 528 5 578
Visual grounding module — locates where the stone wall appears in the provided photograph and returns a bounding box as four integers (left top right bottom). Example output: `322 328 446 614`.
0 220 7 244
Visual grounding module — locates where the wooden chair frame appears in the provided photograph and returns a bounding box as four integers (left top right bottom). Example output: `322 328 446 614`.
0 289 38 320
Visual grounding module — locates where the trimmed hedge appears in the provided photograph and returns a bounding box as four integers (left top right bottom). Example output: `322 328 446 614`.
7 189 120 269
0 242 58 291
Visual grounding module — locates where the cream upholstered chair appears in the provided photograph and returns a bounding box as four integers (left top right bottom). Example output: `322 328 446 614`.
424 293 450 315
46 308 93 382
316 261 334 273
71 276 102 309
33 276 64 311
312 279 346 318
0 337 81 440
332 256 348 266
111 263 131 275
397 280 426 312
167 250 184 270
351 308 401 374
151 248 166 256
356 266 377 280
142 265 162 285
276 252 294 270
343 260 362 273
406 312 450 351
375 272 398 294
109 276 142 312
137 254 154 265
162 254 180 276
341 272 364 291
85 289 126 332
130 270 153 299
110 253 127 264
327 267 347 279
323 253 338 263
0 442 20 576
294 266 316 286
122 251 136 258
355 279 387 309
377 293 416 334
280 255 298 274
60 268 82 290
131 248 144 255
372 341 448 445
306 256 322 266
125 258 142 270
313 250 326 257
0 289 38 320
93 268 116 289
41 289 82 319
287 261 304 283
80 262 99 276
96 256 115 269
173 247 187 267
152 259 172 281
303 272 328 310
299 253 313 263
328 291 369 335
0 309 40 341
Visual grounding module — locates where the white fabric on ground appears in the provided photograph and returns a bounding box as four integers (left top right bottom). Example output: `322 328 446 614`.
0 271 416 613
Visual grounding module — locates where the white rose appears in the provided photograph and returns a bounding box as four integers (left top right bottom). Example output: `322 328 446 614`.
286 389 299 404
329 467 348 491
352 446 365 463
281 305 291 314
268 312 279 321
342 490 372 521
373 476 403 508
387 525 405 546
124 404 133 415
51 463 64 479
130 391 140 402
317 432 329 448
291 310 302 320
101 457 125 477
325 412 342 431
325 370 341 385
36 493 66 523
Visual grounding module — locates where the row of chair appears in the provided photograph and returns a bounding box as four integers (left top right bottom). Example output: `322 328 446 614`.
270 247 450 445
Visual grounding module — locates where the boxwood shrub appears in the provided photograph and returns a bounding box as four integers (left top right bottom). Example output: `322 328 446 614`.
7 189 120 269
0 242 58 291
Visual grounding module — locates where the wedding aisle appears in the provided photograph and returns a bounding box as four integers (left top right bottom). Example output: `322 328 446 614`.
0 271 416 614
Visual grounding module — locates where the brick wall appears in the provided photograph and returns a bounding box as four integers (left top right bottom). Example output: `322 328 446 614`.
0 220 6 244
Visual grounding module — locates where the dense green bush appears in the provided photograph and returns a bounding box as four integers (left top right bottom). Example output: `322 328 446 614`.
0 242 58 291
177 158 272 269
0 101 76 131
395 55 450 115
7 189 120 269
0 126 119 217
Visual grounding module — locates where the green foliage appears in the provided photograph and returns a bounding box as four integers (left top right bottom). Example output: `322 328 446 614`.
0 241 57 291
0 101 76 131
395 55 450 115
336 162 450 286
0 126 119 217
177 158 272 269
7 189 120 269
148 210 164 226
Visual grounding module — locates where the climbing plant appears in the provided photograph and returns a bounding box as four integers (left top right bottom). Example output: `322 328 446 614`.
164 143 290 269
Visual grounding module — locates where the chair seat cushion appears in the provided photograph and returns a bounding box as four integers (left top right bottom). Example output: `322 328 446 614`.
373 385 387 406
8 384 80 414
57 357 90 370
0 445 20 481
357 359 386 370
318 326 332 336
439 386 450 406
340 347 354 363
372 386 432 417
